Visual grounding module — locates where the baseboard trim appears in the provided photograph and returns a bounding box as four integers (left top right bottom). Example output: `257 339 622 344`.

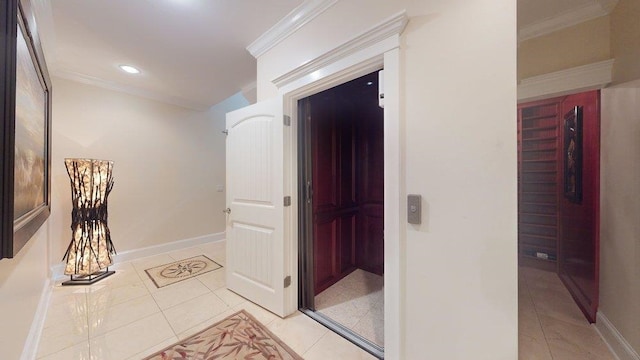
51 232 226 282
595 311 640 360
20 279 53 360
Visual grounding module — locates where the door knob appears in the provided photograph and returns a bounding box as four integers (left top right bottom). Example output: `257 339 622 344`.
222 208 231 214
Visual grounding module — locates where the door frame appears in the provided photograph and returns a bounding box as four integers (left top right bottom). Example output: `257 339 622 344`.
277 43 403 359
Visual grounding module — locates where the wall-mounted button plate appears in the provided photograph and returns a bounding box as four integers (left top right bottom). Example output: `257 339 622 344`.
408 194 422 224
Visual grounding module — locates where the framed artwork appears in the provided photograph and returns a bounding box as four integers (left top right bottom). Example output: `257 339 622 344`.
563 106 582 204
1 0 52 260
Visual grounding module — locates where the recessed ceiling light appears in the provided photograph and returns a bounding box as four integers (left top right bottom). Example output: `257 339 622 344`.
119 65 140 74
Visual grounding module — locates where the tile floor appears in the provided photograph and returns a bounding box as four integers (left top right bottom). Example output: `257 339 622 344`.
519 266 615 360
37 241 376 360
36 244 618 360
314 269 384 347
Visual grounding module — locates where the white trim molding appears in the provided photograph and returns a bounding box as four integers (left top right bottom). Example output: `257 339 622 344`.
595 311 640 360
246 0 338 58
518 59 614 103
50 232 226 282
54 70 211 111
518 0 618 43
273 11 408 90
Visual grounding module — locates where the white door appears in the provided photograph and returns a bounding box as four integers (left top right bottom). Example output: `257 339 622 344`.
225 97 289 317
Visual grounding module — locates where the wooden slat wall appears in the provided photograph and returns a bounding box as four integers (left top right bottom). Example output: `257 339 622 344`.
518 99 562 271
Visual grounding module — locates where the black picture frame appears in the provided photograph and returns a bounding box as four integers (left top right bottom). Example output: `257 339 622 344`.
1 0 52 260
563 106 582 204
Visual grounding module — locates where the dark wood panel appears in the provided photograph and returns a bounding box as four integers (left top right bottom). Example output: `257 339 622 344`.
357 205 384 274
309 71 384 295
518 97 562 271
355 79 384 275
518 91 601 323
313 213 359 294
360 108 385 204
520 213 557 226
558 90 600 323
520 192 558 206
338 115 357 207
314 218 337 292
339 214 357 274
309 86 358 295
311 93 338 211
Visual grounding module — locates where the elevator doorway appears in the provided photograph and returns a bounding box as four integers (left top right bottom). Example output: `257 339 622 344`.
298 71 385 358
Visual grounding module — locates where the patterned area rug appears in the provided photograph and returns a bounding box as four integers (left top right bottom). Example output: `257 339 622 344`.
143 310 303 360
145 255 222 288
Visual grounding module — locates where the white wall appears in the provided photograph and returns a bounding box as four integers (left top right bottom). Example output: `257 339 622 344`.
600 80 640 354
0 78 244 359
401 2 517 358
256 0 518 358
517 16 611 81
0 224 49 360
50 77 235 263
611 0 640 84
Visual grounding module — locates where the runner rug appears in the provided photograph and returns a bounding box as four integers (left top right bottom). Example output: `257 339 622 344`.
143 310 303 360
144 255 222 288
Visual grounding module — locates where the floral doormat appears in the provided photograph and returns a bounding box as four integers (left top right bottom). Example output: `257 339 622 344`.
143 310 303 360
144 255 222 288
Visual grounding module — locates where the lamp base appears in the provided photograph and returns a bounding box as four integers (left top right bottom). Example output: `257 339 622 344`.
61 269 115 286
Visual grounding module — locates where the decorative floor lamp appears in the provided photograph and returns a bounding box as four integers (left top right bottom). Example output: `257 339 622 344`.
62 158 116 285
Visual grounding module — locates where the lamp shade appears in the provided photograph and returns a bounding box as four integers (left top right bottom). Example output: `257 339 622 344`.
63 158 115 276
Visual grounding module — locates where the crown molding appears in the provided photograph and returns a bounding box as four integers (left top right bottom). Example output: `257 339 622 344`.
272 11 408 89
247 0 338 58
54 69 211 111
518 59 614 103
518 0 618 43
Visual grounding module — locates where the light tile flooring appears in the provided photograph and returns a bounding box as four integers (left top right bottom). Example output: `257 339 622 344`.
519 266 615 360
314 269 384 347
37 245 619 359
37 241 376 360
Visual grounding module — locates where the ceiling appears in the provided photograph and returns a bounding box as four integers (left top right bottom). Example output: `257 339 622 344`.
33 0 615 111
35 0 303 110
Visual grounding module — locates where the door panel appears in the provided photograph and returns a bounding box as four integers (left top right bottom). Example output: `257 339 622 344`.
306 73 385 295
339 213 357 274
309 90 358 295
226 97 288 317
356 98 384 276
358 205 384 274
314 218 337 291
313 212 358 294
312 95 338 211
558 90 600 323
338 118 357 207
230 223 274 288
